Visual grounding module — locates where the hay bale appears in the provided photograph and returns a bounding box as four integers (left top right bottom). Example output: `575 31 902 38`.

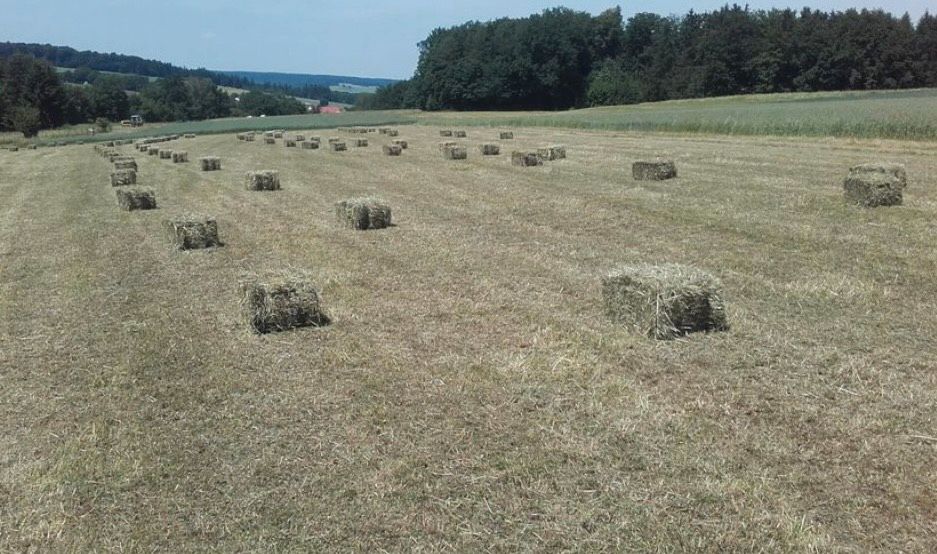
379 128 391 135
602 263 728 340
479 144 500 156
537 146 566 161
454 130 467 138
7 147 19 152
387 129 399 137
264 137 276 145
199 156 221 171
301 141 319 150
246 170 281 191
443 145 467 160
334 198 392 230
184 133 196 139
512 152 543 167
148 148 160 156
172 151 189 163
237 133 247 141
244 133 255 142
393 139 408 149
27 144 37 150
116 187 157 211
440 130 453 137
273 131 283 139
328 138 341 144
241 277 329 334
110 169 137 187
295 135 305 142
438 141 457 152
285 139 297 147
264 131 274 138
114 159 138 171
330 141 347 152
500 132 514 140
159 149 173 159
353 139 369 147
844 163 906 207
165 216 221 250
633 160 677 181
383 144 402 156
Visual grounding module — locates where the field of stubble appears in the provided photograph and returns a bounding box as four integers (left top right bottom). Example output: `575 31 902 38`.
1 125 936 551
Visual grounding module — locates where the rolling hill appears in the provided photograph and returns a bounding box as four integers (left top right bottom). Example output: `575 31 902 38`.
216 70 396 91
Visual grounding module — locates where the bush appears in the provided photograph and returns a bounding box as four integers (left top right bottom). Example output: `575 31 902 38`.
8 106 42 138
95 117 112 133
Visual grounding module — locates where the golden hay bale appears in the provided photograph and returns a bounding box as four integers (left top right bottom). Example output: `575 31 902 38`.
114 159 138 171
353 138 369 147
111 169 137 187
295 135 305 142
440 130 453 137
602 263 728 340
330 141 347 152
159 149 173 159
264 137 277 145
383 144 402 156
844 163 906 207
116 187 157 211
511 152 543 167
241 277 330 334
199 156 222 171
273 131 284 139
438 141 457 152
237 133 247 141
164 216 221 250
301 141 319 150
479 144 500 156
285 139 297 147
335 198 392 230
453 130 467 138
499 132 514 140
633 160 677 181
246 170 281 191
172 151 189 163
392 139 408 149
148 147 160 156
537 146 566 161
443 145 467 160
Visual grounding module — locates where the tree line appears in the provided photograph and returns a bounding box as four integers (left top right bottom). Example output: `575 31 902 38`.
361 5 937 111
0 54 307 137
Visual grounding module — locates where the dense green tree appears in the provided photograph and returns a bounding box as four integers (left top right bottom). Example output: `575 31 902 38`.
7 105 42 137
89 76 130 121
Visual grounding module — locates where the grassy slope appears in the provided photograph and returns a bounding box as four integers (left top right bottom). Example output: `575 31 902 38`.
1 125 936 550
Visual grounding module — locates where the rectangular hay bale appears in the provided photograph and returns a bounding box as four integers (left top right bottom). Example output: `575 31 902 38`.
334 198 392 230
116 187 157 211
110 169 137 187
246 170 281 191
443 145 467 160
392 140 408 149
479 144 500 156
382 144 402 156
633 160 677 181
330 141 347 152
164 216 221 250
511 152 543 167
285 139 297 147
500 132 514 140
172 151 189 163
844 163 906 207
159 149 173 160
301 141 319 150
242 278 329 334
537 146 566 161
199 157 221 171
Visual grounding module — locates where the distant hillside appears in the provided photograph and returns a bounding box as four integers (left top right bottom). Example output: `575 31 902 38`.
217 71 396 90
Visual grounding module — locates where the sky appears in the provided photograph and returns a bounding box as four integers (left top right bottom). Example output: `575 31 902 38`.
0 1 930 80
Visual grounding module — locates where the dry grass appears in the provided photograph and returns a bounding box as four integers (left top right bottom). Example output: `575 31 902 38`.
1 126 937 551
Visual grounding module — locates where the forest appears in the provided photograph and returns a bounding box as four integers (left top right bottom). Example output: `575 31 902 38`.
360 5 937 110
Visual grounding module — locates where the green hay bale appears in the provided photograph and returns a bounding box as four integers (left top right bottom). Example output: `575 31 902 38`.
440 130 453 137
116 187 157 211
353 138 369 147
382 144 402 156
301 141 319 150
264 137 277 145
164 216 221 250
330 141 347 152
110 169 137 187
511 152 543 167
199 156 221 171
500 132 514 140
159 149 173 159
393 139 408 149
172 151 189 163
285 139 297 147
633 160 677 181
479 144 500 156
241 277 330 334
453 130 467 138
602 263 728 340
537 145 566 161
334 198 392 230
246 170 281 191
844 163 906 207
443 145 467 160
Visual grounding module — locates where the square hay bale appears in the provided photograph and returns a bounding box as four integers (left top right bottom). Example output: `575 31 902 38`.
246 170 281 191
334 198 392 230
440 130 453 137
379 128 391 135
273 131 283 139
244 133 255 142
633 160 677 181
537 146 566 161
301 141 319 150
479 144 500 156
263 131 274 138
602 263 728 340
453 130 467 138
330 141 347 152
264 137 277 145
116 187 157 211
164 216 221 250
511 152 543 167
438 141 457 152
184 133 196 139
844 163 906 207
295 135 305 142
172 151 189 163
443 145 467 160
114 159 138 171
393 139 408 149
148 148 160 156
159 149 173 159
500 132 514 140
111 169 137 187
387 129 399 137
383 144 403 156
285 139 297 147
241 278 329 334
353 138 369 147
199 156 221 171
237 133 247 141
328 138 341 144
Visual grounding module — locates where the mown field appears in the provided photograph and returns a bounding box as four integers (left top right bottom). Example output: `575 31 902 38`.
1 122 936 551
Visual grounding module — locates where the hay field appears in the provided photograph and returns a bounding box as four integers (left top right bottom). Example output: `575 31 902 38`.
1 125 936 551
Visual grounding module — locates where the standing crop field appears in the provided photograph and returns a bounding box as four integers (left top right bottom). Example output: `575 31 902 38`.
1 125 936 551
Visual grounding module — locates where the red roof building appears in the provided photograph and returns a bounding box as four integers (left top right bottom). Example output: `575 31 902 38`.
319 105 343 114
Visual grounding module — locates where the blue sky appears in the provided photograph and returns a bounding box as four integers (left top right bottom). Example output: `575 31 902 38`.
0 1 929 79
